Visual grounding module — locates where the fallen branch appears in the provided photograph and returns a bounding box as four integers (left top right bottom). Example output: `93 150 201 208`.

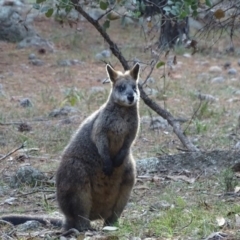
71 1 198 152
0 143 25 161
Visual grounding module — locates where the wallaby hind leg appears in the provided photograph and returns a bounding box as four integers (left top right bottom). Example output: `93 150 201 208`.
57 161 92 231
104 164 135 225
61 190 91 231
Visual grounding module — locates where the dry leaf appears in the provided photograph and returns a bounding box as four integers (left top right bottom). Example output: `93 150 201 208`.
214 9 225 19
107 12 121 20
216 216 226 227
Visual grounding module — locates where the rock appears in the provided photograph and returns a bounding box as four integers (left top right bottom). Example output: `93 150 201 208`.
20 98 33 107
235 141 240 150
0 1 35 42
29 58 44 66
17 35 54 52
209 66 222 73
183 53 191 58
28 53 36 60
136 157 160 174
139 77 155 85
238 59 240 66
95 50 111 61
17 220 41 231
10 166 47 187
228 68 237 75
150 116 171 131
197 93 217 102
223 62 231 69
211 76 225 83
144 87 159 97
233 90 240 95
70 59 82 65
57 59 72 67
49 106 78 117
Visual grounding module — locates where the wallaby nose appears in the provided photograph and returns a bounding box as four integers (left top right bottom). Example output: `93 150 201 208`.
127 95 134 103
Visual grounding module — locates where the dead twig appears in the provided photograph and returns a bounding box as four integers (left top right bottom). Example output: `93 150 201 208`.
0 143 25 161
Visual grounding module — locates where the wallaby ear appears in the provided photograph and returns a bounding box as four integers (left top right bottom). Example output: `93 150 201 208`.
106 64 118 82
129 63 140 81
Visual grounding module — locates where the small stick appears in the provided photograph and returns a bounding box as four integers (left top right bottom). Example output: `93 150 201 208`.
0 143 25 162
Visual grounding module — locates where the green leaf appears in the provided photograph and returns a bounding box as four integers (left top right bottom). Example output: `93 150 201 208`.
156 61 165 68
100 1 109 10
36 0 46 3
45 8 54 18
205 0 211 7
102 20 110 30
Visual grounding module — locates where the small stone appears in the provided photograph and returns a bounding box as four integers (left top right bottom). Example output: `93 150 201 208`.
228 68 237 75
150 116 170 130
20 98 33 107
18 220 41 231
145 77 155 84
95 50 111 60
209 66 222 73
136 157 160 174
183 53 191 58
235 141 240 150
70 59 82 65
197 93 217 102
144 87 159 97
211 76 225 83
49 106 78 117
28 53 36 60
57 59 72 67
233 90 240 95
223 62 231 69
29 58 44 66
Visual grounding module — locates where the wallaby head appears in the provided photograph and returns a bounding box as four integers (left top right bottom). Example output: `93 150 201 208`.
106 63 140 107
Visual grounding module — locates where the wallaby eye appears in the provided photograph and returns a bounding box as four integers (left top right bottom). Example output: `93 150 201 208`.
132 85 137 92
118 85 126 92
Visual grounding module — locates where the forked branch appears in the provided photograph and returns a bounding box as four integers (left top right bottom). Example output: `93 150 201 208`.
71 0 198 152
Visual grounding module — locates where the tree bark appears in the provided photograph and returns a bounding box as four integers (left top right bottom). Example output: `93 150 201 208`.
71 0 198 152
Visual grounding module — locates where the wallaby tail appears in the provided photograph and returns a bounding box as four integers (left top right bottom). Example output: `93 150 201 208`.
1 215 62 227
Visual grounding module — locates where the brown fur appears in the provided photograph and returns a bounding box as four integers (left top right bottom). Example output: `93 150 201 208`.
56 63 140 231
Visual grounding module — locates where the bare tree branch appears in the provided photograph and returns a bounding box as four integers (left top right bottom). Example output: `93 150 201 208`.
71 1 198 152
